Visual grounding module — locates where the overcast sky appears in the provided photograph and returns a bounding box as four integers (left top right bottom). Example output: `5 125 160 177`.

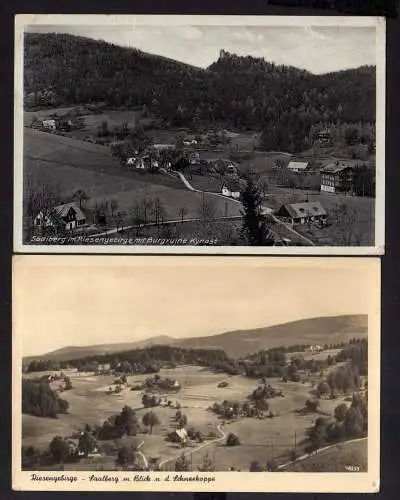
26 24 377 74
14 257 378 357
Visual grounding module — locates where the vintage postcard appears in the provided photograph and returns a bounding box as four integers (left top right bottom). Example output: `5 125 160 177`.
14 14 385 255
12 255 380 492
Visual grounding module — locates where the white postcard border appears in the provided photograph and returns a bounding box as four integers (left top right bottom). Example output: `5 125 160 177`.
13 14 385 255
12 255 380 492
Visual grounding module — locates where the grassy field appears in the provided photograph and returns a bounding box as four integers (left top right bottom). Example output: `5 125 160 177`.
23 129 241 239
284 438 368 472
21 357 358 472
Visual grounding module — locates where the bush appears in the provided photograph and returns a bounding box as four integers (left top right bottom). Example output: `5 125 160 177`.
226 433 241 446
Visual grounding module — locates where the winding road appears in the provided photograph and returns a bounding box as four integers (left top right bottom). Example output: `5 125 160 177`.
136 440 149 470
174 171 316 246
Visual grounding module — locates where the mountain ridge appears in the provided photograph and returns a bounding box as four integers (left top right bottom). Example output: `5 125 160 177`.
24 32 375 152
24 314 368 362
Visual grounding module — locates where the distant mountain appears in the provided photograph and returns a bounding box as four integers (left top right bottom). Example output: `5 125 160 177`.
24 33 375 153
24 315 367 363
24 335 175 363
172 314 368 358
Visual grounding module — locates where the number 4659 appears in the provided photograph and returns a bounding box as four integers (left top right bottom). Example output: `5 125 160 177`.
345 465 360 472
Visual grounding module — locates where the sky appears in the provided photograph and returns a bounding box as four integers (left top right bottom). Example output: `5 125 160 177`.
26 23 377 74
13 257 379 357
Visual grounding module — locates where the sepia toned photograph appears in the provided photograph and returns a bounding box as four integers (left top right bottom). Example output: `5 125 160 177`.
12 256 380 492
14 15 385 254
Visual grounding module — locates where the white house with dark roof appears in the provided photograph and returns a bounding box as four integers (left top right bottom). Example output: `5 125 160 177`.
275 201 327 226
41 119 56 130
287 161 309 173
34 202 87 231
221 179 241 199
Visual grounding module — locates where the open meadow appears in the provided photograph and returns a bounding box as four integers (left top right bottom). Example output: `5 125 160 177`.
23 128 241 236
22 357 358 472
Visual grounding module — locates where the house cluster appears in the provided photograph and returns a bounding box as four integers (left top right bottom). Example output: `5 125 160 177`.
307 345 325 353
274 201 327 226
34 202 87 232
31 114 82 133
67 432 102 458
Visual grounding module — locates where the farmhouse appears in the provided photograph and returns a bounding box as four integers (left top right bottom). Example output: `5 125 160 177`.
287 161 310 174
320 163 354 194
183 135 198 146
97 363 111 374
221 179 241 199
225 163 238 175
172 428 189 444
41 119 56 131
34 202 87 231
275 201 327 226
307 345 324 353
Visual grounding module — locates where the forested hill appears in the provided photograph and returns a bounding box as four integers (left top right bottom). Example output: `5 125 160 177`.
24 33 375 150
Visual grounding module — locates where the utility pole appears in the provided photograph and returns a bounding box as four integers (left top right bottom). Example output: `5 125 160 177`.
294 430 297 453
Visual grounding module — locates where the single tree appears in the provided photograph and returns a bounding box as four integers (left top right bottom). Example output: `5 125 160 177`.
49 436 70 464
334 403 348 422
241 174 274 246
226 432 241 446
78 431 97 458
177 206 188 223
116 443 137 469
110 199 118 216
142 411 160 435
175 453 191 471
72 189 88 209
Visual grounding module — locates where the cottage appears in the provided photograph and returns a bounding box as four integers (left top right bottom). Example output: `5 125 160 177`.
126 157 137 166
320 163 354 194
275 201 327 226
221 179 241 199
182 135 198 146
287 161 309 174
225 164 238 175
34 202 87 231
42 119 56 130
97 363 111 374
174 428 189 444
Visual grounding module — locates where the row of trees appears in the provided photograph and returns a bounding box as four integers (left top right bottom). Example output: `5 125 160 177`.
306 392 367 452
22 378 69 418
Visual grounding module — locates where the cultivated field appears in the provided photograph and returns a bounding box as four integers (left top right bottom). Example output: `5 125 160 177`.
22 358 358 472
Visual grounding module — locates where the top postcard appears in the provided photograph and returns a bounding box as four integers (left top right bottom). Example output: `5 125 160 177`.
14 15 385 255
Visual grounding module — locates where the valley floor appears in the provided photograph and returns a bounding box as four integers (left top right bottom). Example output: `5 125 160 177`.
21 363 366 473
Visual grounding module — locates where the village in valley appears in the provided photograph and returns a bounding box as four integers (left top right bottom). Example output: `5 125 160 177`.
21 315 368 474
22 30 377 247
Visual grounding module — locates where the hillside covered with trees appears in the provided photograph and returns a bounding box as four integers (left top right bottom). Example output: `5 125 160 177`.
24 33 375 153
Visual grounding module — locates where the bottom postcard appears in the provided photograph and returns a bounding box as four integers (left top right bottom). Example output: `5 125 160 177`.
12 255 380 492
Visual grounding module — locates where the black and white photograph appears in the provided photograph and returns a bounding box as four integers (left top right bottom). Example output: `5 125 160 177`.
12 256 380 492
14 15 385 254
